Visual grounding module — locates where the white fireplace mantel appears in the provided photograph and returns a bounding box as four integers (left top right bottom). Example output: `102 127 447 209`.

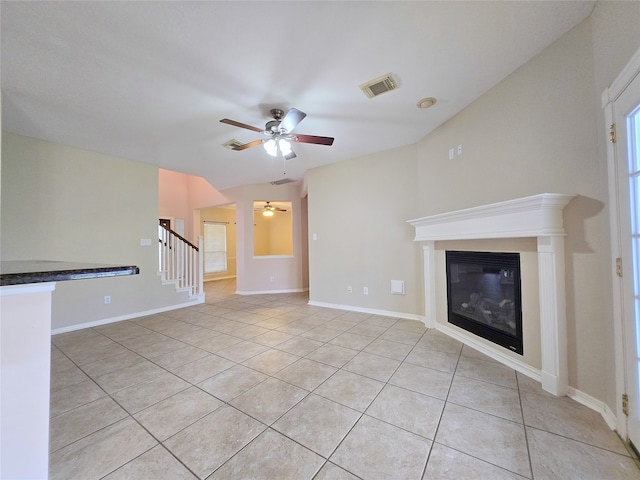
408 193 575 396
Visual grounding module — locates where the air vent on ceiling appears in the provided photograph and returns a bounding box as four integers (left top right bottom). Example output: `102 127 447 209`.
271 178 296 185
222 139 245 149
359 73 398 98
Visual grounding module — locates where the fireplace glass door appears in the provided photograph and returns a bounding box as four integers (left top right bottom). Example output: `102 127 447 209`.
446 251 523 354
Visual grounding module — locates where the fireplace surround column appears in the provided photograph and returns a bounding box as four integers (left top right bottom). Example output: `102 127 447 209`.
537 235 568 395
422 241 436 329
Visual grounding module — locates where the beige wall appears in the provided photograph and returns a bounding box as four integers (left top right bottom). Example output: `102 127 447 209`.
307 143 423 316
417 4 639 412
253 212 272 256
158 169 190 234
160 173 308 293
416 18 606 396
1 133 194 330
589 0 640 412
1 1 636 411
253 206 293 256
306 2 640 412
159 168 231 242
226 182 307 294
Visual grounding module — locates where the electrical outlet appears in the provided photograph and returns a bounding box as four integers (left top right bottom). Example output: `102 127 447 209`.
363 287 369 295
448 148 455 160
347 285 353 293
269 275 275 283
457 143 463 155
104 295 111 304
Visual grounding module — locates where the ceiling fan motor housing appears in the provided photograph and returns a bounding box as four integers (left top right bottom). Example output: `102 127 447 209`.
270 108 285 120
265 119 281 133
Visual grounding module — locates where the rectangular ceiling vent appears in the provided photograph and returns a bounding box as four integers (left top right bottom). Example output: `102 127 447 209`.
271 178 296 185
222 139 245 149
359 73 397 98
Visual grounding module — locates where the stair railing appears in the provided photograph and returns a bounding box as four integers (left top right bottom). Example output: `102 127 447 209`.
158 224 203 298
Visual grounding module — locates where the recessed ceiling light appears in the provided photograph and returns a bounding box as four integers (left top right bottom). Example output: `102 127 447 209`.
417 97 437 109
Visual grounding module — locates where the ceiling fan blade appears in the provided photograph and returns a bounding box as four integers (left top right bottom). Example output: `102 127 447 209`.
293 134 334 146
279 108 307 133
232 139 263 151
220 118 264 133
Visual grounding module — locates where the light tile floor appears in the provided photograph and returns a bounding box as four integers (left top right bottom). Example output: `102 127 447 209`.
49 280 640 479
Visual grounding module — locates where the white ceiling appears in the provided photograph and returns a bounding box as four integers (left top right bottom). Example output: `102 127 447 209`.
1 1 595 191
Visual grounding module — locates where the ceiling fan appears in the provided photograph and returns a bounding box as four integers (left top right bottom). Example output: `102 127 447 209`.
255 201 287 217
220 108 334 160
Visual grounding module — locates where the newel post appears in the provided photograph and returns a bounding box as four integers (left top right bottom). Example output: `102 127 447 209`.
198 235 204 296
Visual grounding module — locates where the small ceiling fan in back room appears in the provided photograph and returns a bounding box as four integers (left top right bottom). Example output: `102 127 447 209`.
255 201 287 217
220 108 334 160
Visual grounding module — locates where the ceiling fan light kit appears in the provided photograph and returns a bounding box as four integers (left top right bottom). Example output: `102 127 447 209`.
259 201 286 217
220 107 334 161
264 138 278 156
278 140 292 156
264 137 293 158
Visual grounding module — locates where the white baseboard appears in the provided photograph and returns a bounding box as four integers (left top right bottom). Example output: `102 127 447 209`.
567 387 618 431
435 323 619 433
236 288 308 295
205 275 237 282
51 298 204 335
307 300 425 323
50 290 620 435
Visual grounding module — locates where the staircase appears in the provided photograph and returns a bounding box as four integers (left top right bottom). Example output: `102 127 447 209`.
158 224 204 301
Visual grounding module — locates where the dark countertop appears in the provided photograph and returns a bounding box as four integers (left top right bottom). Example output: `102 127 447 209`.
0 260 140 286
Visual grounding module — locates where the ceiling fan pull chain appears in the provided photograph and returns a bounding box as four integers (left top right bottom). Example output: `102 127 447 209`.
282 156 287 175
270 157 275 184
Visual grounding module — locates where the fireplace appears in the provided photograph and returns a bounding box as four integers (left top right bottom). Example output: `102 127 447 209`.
446 251 523 354
408 193 575 396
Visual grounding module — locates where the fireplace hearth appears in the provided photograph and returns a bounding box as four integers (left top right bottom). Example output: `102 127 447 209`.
446 251 523 354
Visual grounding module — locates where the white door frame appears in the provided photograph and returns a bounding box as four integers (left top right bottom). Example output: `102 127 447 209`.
602 46 640 440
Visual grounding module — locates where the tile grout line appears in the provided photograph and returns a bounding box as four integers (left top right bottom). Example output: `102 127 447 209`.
516 368 536 480
419 335 464 479
53 334 206 480
198 312 417 477
53 284 635 479
53 308 441 478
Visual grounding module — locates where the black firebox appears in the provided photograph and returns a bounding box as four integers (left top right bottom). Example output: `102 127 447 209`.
445 251 523 355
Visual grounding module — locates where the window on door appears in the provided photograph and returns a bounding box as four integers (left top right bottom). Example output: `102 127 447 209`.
628 105 640 368
204 222 227 273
